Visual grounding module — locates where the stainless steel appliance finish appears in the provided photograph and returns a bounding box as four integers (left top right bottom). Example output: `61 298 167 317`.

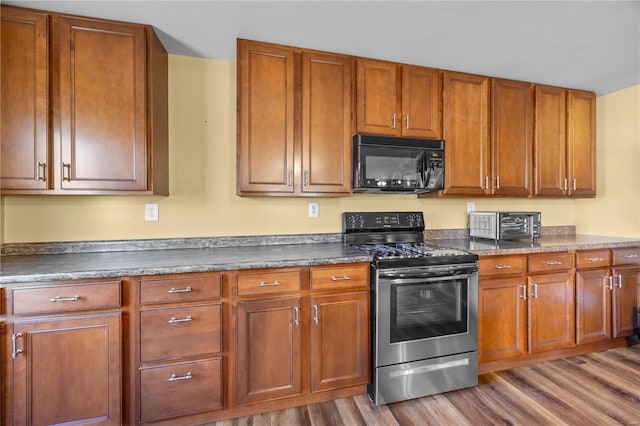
469 211 541 242
343 212 479 405
352 135 444 194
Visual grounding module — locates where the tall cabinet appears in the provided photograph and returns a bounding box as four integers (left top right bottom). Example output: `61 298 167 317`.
0 5 168 195
237 39 352 196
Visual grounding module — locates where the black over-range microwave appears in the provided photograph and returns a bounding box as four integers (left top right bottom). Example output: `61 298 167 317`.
352 134 444 194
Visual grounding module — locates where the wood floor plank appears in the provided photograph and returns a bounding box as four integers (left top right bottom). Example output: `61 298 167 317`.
207 345 640 426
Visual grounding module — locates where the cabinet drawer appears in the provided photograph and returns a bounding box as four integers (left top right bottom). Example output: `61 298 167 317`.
479 256 526 276
575 249 610 269
236 270 302 296
140 304 221 362
11 280 121 315
139 274 221 304
310 264 368 291
140 358 222 422
613 247 640 265
528 252 573 273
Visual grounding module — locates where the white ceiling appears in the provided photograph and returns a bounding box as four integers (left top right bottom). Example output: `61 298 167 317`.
5 0 640 96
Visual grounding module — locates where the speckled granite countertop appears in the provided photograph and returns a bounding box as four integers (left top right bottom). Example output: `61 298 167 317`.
2 230 640 284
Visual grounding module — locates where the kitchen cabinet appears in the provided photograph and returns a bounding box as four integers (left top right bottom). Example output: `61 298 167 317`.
0 5 168 195
135 273 224 424
309 264 369 392
442 71 491 195
4 279 123 425
356 58 442 138
478 255 528 363
479 252 575 362
442 73 532 196
534 85 596 197
237 39 352 196
575 247 640 345
234 264 369 406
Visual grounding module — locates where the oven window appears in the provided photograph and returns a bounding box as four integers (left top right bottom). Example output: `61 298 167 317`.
390 278 468 343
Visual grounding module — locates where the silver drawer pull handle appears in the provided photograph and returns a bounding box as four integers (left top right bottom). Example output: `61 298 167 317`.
168 315 192 324
546 261 562 265
49 295 81 302
331 275 351 281
494 265 511 269
259 280 280 287
11 333 23 359
588 257 604 262
624 254 639 259
168 372 192 382
168 287 192 294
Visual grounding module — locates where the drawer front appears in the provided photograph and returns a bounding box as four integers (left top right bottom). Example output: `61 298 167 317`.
528 252 573 273
479 256 526 276
140 304 221 362
310 264 368 291
613 247 640 265
576 249 610 269
139 274 221 304
11 280 121 315
140 358 222 422
236 270 302 296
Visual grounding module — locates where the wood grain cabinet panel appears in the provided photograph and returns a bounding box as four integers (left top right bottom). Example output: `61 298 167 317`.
611 265 640 338
236 269 303 296
310 264 368 291
0 5 168 195
11 313 122 425
576 267 612 344
0 7 49 190
237 39 352 196
567 89 596 197
140 358 223 422
139 274 222 304
236 297 303 405
309 292 369 392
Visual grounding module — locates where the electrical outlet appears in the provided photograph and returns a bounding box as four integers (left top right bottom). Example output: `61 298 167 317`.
145 203 159 221
308 202 319 218
467 202 475 214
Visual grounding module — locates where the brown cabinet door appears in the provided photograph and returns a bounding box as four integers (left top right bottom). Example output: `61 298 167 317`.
478 276 528 363
567 89 596 197
401 65 442 139
528 272 575 353
11 313 121 425
57 16 148 191
236 297 302 405
237 40 295 194
575 268 612 344
301 51 352 194
611 266 640 338
491 79 533 196
443 71 490 195
1 7 50 191
534 85 567 196
356 58 398 136
309 292 369 392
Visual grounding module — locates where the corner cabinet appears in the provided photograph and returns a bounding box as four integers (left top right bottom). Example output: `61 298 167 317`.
534 85 596 197
237 39 352 196
0 5 168 195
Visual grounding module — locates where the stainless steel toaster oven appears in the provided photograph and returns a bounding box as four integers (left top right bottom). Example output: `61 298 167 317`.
469 211 541 241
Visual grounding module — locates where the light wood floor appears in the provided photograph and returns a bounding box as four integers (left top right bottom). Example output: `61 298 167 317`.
211 344 640 426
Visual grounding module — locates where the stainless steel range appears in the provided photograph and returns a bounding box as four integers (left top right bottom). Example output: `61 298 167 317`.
343 211 479 405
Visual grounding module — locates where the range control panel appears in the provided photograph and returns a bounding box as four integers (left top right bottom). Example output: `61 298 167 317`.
342 212 424 232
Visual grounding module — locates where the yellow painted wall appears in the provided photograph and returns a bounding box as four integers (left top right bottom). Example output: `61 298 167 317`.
1 55 639 243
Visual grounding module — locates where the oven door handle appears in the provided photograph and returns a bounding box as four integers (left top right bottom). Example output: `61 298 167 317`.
379 264 478 280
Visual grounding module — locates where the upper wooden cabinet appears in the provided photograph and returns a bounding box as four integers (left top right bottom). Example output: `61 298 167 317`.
356 58 442 139
534 85 596 197
442 73 533 197
237 39 352 196
0 5 168 195
442 71 490 195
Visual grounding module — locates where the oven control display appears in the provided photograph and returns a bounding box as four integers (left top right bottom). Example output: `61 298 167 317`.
343 212 424 231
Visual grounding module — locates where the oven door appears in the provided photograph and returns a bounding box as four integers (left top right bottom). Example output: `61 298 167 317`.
373 263 478 367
